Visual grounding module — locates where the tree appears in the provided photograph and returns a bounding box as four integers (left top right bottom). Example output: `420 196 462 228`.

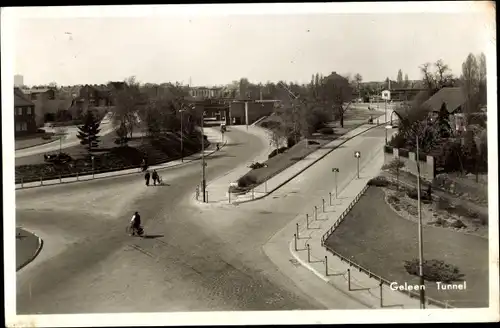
318 73 354 128
404 73 409 88
436 103 452 138
397 69 403 86
115 122 129 146
477 52 487 107
77 110 101 152
267 121 287 150
112 76 148 139
461 53 480 125
420 60 454 95
354 73 363 98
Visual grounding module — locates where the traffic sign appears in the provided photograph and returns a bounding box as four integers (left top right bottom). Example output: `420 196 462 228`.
332 168 339 173
354 151 361 158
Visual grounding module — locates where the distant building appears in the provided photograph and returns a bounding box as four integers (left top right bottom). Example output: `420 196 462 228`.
14 75 24 87
189 87 223 99
14 88 37 135
20 87 59 126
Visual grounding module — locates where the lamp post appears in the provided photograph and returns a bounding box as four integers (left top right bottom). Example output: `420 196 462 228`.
91 155 95 178
386 123 425 309
332 168 339 198
201 109 207 203
416 134 425 309
179 108 185 162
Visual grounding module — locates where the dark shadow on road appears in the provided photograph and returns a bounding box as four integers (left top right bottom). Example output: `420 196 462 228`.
153 183 170 187
225 142 244 147
206 154 236 160
350 287 371 291
321 145 345 150
143 234 165 239
381 304 404 309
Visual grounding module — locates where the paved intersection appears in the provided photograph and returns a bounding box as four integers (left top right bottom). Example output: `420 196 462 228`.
16 127 324 314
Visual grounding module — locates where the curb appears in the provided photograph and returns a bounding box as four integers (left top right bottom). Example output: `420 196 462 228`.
232 122 387 205
16 138 226 190
15 137 59 151
16 228 44 272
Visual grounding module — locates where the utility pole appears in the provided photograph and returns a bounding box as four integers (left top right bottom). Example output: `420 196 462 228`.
416 134 425 309
201 107 207 203
179 107 185 162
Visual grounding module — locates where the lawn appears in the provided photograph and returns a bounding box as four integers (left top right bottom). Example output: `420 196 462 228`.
325 186 489 308
15 133 58 150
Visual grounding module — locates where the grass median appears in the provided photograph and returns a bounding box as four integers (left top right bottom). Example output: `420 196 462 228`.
324 185 489 308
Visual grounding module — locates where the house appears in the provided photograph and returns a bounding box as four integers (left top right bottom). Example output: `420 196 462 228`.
14 88 37 135
419 87 486 133
20 87 60 126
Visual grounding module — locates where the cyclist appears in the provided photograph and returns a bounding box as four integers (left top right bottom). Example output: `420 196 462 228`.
130 211 142 236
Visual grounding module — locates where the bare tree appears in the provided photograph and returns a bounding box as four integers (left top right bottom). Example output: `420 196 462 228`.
112 76 148 139
434 59 454 88
404 73 409 88
477 52 487 106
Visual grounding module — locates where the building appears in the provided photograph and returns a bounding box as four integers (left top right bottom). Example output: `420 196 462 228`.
189 87 223 99
14 88 37 135
422 87 469 132
229 100 276 125
20 87 60 126
14 75 24 87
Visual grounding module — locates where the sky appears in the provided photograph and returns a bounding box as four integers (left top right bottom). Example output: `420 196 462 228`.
8 3 494 87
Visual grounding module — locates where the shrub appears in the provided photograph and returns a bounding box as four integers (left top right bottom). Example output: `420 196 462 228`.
237 175 257 188
404 259 465 283
407 188 431 201
387 195 399 204
367 176 389 187
399 148 409 158
317 127 334 135
384 145 394 154
41 134 53 140
307 140 320 145
451 219 466 229
249 162 265 169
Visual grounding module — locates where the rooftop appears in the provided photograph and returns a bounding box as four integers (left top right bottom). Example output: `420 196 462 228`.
14 88 35 107
422 87 466 113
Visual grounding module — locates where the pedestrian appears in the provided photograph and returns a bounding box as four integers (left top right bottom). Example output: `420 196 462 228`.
145 171 150 186
152 170 159 186
216 143 220 151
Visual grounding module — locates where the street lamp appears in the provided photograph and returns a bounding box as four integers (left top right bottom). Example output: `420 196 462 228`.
179 108 185 162
386 123 425 309
91 155 95 178
332 168 339 198
201 108 207 203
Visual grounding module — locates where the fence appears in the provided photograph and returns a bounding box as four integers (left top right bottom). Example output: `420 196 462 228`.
324 244 453 309
318 181 453 309
16 140 227 189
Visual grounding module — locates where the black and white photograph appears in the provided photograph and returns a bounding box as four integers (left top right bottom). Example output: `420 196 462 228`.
3 2 498 326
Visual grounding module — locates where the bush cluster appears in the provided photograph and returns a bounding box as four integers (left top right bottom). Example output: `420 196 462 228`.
317 127 334 135
237 175 257 188
249 162 266 169
268 146 288 159
367 176 389 187
404 259 464 283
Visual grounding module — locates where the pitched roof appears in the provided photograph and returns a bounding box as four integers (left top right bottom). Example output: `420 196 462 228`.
422 87 466 113
14 88 35 107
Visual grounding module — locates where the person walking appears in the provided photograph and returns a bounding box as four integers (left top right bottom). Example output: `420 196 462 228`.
152 170 159 186
145 171 151 186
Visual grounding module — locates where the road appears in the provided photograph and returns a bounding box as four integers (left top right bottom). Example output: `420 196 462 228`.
16 127 325 314
15 121 116 158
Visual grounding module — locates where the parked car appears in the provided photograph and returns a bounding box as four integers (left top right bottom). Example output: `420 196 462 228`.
43 152 72 164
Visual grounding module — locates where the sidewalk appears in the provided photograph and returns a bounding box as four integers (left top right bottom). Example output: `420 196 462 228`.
287 149 442 309
191 125 272 207
15 128 229 190
195 110 395 206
